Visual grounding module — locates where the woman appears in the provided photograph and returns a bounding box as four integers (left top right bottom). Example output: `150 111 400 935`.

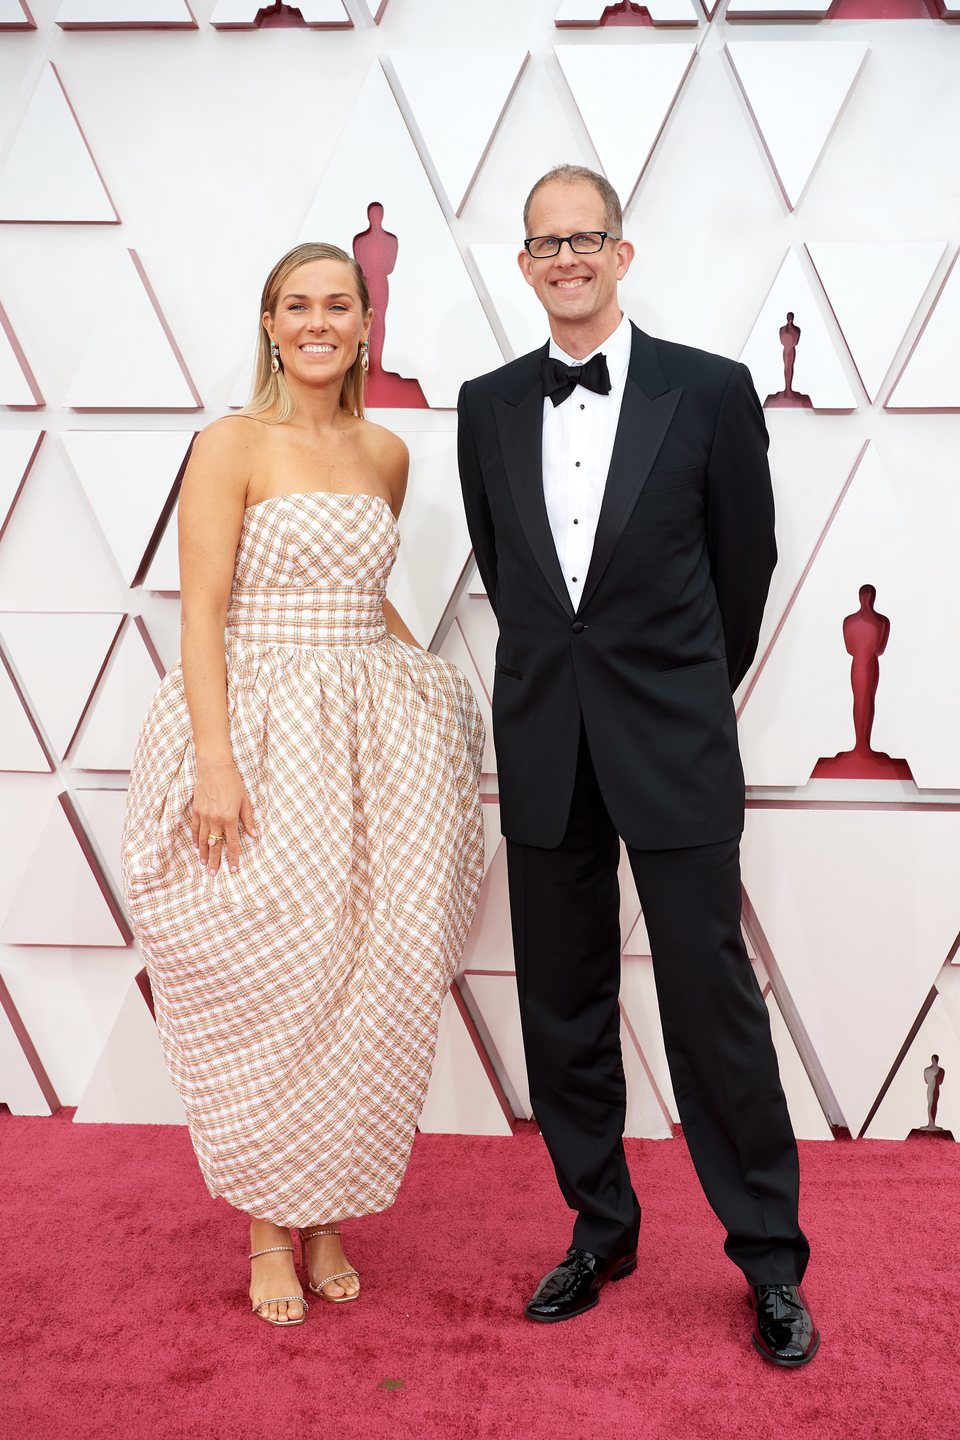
121 242 484 1326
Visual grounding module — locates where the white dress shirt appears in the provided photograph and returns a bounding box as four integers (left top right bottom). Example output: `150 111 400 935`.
542 312 632 609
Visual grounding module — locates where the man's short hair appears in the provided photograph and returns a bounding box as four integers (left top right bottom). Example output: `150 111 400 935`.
523 165 623 237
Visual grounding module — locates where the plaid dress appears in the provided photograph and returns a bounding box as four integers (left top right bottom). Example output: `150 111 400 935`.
121 491 484 1225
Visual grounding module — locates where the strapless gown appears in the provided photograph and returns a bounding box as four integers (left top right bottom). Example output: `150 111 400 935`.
121 491 484 1226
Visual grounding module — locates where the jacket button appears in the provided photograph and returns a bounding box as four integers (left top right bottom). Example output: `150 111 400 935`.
571 620 585 634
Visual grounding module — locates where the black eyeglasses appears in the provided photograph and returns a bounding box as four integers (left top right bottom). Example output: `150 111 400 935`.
523 231 620 259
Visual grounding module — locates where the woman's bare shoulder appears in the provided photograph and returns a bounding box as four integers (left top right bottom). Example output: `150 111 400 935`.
358 419 409 471
191 413 270 462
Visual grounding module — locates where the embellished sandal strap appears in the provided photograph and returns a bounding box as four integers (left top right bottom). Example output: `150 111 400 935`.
301 1228 341 1242
249 1245 294 1259
314 1268 360 1290
252 1295 308 1314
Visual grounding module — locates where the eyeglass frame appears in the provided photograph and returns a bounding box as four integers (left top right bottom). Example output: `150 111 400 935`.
523 230 621 259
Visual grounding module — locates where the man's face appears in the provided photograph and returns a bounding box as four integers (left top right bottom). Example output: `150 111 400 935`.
518 179 633 331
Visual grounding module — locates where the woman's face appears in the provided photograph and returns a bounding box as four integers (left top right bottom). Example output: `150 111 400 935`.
264 258 372 391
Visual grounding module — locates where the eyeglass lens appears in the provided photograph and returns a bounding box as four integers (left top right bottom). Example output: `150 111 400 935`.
527 232 606 257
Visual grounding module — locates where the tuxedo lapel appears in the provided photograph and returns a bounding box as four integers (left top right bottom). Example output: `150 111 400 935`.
494 355 575 619
578 326 682 612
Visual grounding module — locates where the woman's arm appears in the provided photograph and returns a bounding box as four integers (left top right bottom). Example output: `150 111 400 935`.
178 418 256 875
377 428 423 650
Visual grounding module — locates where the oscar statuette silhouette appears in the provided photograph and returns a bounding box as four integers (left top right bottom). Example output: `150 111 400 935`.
765 311 812 409
812 584 912 780
920 1054 945 1133
352 202 427 409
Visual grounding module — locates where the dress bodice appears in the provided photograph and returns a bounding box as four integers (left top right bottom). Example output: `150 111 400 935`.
226 490 399 647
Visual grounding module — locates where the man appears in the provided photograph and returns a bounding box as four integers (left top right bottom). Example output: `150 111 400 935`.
457 165 818 1367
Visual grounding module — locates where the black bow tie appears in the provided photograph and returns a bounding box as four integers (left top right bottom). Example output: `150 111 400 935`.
541 351 612 407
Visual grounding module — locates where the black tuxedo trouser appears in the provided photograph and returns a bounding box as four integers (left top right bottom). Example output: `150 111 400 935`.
505 725 810 1286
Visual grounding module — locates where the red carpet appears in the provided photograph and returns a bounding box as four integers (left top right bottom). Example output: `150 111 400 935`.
2 1112 958 1440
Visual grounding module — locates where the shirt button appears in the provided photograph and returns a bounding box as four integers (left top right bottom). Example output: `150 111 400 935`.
571 621 585 634
571 576 578 583
573 518 579 524
575 461 581 468
580 404 585 410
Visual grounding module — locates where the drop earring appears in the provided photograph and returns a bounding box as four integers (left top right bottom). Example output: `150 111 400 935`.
271 340 280 374
360 339 370 374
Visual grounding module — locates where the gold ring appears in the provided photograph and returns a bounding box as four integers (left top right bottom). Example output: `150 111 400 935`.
207 834 225 844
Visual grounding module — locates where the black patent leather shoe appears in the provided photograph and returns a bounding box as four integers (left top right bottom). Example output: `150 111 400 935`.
750 1284 820 1367
524 1247 637 1323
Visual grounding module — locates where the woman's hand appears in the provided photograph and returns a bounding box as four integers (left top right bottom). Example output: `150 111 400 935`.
191 758 257 876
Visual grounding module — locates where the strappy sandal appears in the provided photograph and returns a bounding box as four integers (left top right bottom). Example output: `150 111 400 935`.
300 1227 361 1303
249 1243 309 1326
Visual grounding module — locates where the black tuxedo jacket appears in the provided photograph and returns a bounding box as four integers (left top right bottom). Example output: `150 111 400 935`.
457 323 776 851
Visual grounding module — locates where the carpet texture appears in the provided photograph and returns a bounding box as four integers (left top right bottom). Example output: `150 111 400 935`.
2 1112 957 1439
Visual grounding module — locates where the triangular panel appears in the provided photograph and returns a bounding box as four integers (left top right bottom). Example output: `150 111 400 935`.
351 0 389 20
74 978 187 1123
386 431 473 646
735 428 865 707
863 993 960 1141
0 974 57 1114
418 988 513 1135
621 1012 674 1139
0 793 130 946
73 787 128 902
0 429 43 541
0 653 51 771
209 0 348 21
0 64 118 223
0 2 37 28
470 243 550 360
620 954 678 1122
463 972 531 1119
741 807 960 1137
726 42 869 210
65 250 201 411
386 49 528 216
807 240 947 403
297 63 502 408
887 252 960 411
555 44 697 209
461 841 514 971
70 622 164 771
740 249 857 411
0 611 123 760
142 511 180 592
765 991 832 1140
0 298 44 408
738 445 960 788
61 430 192 585
56 0 197 24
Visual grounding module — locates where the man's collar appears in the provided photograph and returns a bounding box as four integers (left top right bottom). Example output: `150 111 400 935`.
548 312 631 377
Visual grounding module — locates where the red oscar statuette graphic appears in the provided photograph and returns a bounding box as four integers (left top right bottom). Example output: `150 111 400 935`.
765 311 812 410
353 203 427 410
812 583 913 780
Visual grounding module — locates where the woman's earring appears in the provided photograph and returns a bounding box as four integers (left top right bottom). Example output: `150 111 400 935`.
360 339 370 374
270 341 280 375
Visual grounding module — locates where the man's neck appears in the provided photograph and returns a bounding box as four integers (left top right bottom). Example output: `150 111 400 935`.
549 310 624 361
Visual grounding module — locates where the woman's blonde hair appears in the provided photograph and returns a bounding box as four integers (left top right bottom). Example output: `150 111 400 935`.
240 242 371 424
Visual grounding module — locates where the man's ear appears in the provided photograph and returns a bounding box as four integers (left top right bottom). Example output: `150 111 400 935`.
517 249 535 288
615 240 635 282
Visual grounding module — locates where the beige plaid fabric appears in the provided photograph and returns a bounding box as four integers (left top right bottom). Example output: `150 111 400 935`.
121 492 484 1226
